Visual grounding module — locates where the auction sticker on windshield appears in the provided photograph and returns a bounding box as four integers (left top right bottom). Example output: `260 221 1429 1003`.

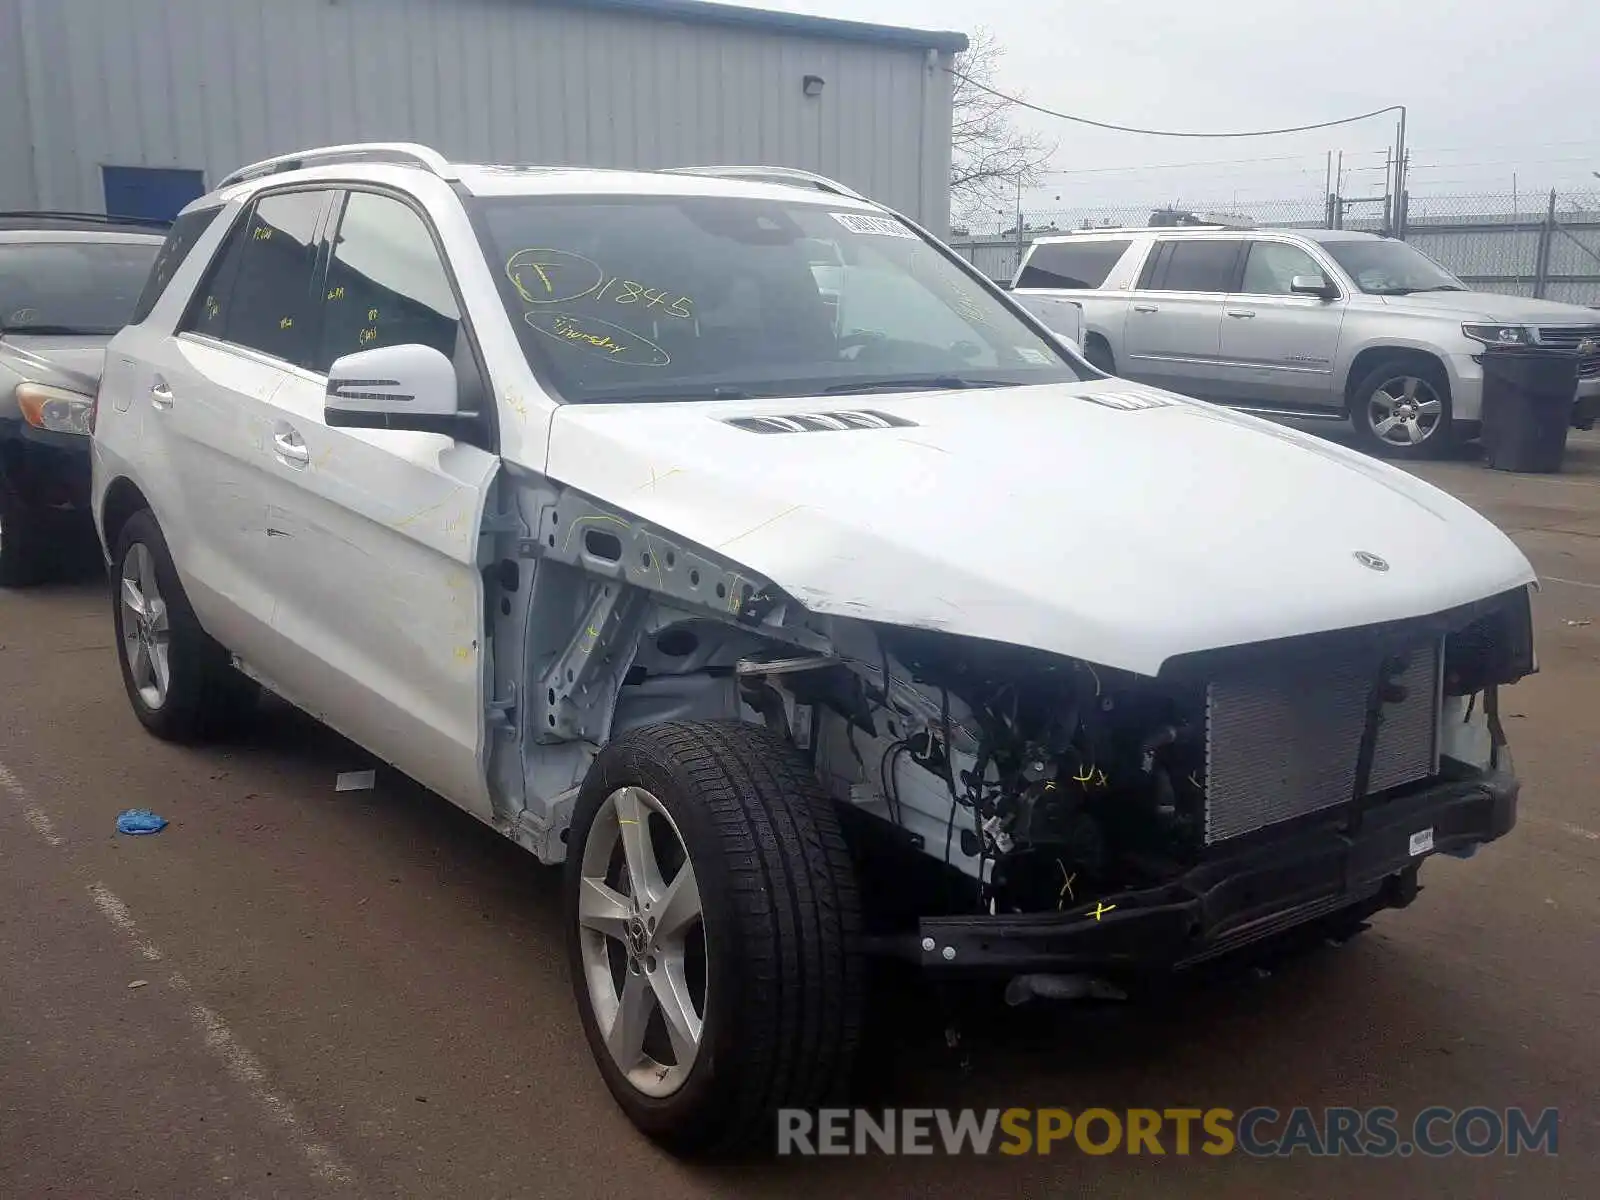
830 212 916 238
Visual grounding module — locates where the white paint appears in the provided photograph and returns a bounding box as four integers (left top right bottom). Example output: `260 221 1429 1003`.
1526 812 1600 842
85 882 359 1189
1542 575 1600 592
0 759 64 846
546 380 1538 676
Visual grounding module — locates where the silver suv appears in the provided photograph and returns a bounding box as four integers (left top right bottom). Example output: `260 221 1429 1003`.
1012 225 1600 458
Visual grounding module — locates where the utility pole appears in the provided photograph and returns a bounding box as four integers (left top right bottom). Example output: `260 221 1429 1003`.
1383 146 1393 233
1393 107 1409 237
1013 174 1024 267
1324 150 1333 227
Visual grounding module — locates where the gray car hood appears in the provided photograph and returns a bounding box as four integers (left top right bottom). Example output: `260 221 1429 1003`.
1380 291 1600 324
0 334 113 393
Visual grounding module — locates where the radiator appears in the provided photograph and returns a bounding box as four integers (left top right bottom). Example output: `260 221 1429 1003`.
1202 639 1442 845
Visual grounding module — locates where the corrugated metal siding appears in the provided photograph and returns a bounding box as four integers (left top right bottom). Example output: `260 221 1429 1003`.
1 0 952 233
0 0 37 209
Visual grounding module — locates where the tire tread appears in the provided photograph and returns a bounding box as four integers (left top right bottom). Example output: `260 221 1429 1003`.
572 718 862 1156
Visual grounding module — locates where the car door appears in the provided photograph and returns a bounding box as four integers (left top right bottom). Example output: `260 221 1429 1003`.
131 187 337 665
1119 237 1244 400
254 187 499 822
1218 238 1348 409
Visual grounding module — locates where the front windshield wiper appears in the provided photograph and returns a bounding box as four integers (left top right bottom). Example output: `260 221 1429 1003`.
1414 284 1468 292
0 323 112 336
821 376 1021 395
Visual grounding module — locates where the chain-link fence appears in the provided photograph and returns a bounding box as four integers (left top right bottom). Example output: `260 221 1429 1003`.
949 190 1600 306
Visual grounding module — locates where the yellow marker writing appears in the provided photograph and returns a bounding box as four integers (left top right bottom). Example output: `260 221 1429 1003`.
1090 901 1117 921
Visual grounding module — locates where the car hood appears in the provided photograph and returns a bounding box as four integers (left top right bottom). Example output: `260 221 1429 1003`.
1379 290 1600 324
543 380 1536 676
0 334 113 393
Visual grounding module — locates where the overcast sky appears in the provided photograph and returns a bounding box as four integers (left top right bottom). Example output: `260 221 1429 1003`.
737 0 1600 226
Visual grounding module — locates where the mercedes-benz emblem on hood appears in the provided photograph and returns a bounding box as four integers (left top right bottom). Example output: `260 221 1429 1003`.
1353 550 1390 572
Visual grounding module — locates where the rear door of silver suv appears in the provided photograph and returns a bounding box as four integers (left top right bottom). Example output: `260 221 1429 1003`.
1120 235 1244 400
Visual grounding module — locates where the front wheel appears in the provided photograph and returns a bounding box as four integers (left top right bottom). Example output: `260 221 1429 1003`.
1349 358 1456 459
564 720 863 1157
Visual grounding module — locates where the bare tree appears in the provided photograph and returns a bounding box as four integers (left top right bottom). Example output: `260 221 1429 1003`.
949 28 1055 225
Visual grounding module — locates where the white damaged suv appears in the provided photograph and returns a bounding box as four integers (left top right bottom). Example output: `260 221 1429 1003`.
92 143 1538 1155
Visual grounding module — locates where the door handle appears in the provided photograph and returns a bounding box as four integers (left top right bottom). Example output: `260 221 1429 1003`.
149 380 174 409
1132 304 1159 313
1226 310 1257 319
272 427 310 466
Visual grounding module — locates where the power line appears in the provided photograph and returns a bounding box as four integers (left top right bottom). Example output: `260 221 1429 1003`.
1039 149 1387 177
949 68 1404 138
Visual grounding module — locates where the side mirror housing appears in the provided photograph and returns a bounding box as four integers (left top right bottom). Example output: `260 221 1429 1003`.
1290 274 1339 300
325 344 474 436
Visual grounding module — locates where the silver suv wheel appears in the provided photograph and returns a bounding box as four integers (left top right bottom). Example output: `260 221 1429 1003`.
1368 374 1445 447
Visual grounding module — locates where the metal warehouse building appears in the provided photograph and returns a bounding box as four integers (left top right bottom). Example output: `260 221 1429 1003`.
0 0 966 233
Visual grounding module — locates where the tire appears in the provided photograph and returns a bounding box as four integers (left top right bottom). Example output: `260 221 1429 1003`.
564 719 863 1157
1083 336 1116 375
110 509 258 742
0 487 53 587
1349 357 1456 460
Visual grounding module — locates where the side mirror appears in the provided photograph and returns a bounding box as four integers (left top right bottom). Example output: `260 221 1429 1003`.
1290 274 1338 299
325 344 473 436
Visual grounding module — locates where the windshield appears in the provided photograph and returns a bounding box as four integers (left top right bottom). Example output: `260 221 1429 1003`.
0 240 162 334
470 195 1088 402
1319 238 1467 296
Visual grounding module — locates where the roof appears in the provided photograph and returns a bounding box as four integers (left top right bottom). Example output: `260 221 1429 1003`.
207 144 889 209
546 0 969 53
1031 226 1387 244
456 163 881 205
0 211 170 235
1292 228 1386 243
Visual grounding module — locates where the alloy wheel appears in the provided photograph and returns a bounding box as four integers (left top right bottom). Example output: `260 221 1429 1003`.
120 542 171 709
1368 375 1444 447
576 786 707 1098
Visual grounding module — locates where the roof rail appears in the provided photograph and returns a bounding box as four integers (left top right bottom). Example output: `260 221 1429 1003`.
661 164 867 201
217 142 455 190
0 210 171 229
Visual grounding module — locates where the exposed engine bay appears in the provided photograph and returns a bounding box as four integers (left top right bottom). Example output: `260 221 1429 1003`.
728 591 1532 920
754 628 1208 916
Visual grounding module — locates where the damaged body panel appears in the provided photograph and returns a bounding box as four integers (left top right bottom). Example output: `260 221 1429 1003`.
543 383 1537 676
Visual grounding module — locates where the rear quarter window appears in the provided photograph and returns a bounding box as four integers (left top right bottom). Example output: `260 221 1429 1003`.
131 205 223 324
1016 239 1133 290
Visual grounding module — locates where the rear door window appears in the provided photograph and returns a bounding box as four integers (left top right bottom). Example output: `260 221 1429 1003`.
131 206 221 324
1142 239 1244 293
180 190 334 367
1016 239 1132 290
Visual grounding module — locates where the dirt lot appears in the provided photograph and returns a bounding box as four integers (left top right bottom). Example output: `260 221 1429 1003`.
3 433 1597 1199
